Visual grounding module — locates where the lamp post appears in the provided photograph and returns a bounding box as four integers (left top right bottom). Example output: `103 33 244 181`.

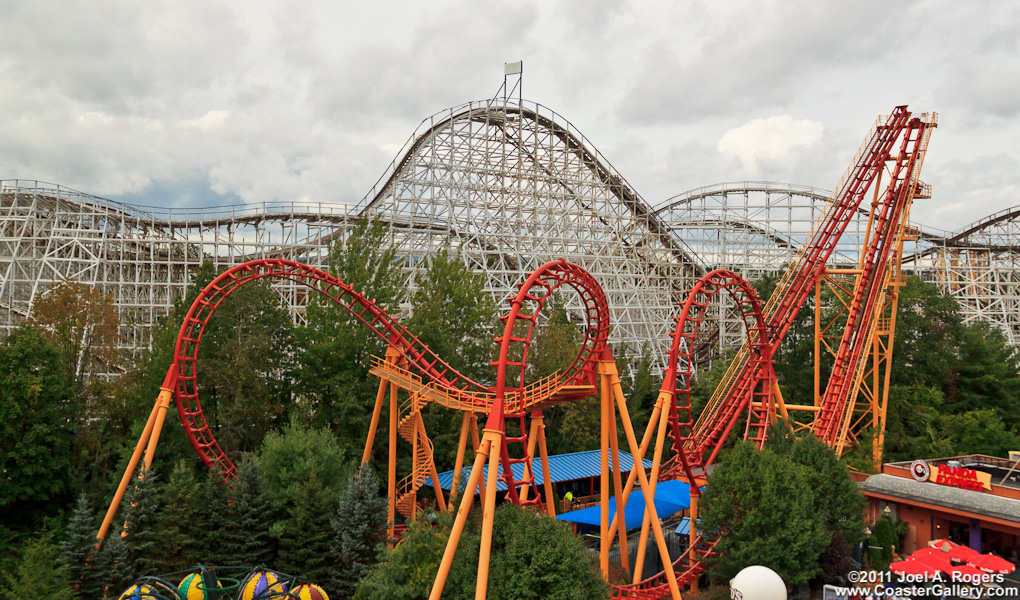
857 526 872 566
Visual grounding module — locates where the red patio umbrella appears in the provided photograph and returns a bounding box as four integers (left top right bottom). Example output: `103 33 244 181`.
946 544 982 562
968 553 1016 575
908 545 955 568
891 557 943 577
944 562 986 580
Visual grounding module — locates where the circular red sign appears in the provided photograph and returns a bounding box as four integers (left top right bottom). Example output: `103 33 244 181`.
910 459 931 481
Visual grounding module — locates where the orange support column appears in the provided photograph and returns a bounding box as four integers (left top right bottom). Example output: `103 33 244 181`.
612 381 683 600
602 359 630 576
599 363 611 578
429 434 495 600
387 363 399 541
475 429 504 600
450 412 472 503
97 364 177 544
363 346 401 464
536 414 556 517
632 390 673 584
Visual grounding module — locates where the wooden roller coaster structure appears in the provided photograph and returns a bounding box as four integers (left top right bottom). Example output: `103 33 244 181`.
97 105 934 600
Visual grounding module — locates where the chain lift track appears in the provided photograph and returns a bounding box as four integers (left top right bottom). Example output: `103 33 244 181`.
692 106 935 462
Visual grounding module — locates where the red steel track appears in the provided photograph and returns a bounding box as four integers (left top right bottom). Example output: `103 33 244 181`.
693 106 917 465
171 258 609 482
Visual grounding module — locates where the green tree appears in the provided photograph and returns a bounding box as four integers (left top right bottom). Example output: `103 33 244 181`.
59 494 98 599
276 471 334 582
406 244 498 466
224 453 275 568
443 504 608 600
359 505 607 600
198 468 233 567
122 466 161 576
934 409 1020 458
526 298 595 454
0 326 74 530
891 276 964 388
690 348 737 423
699 442 829 586
155 460 202 573
27 280 120 395
259 418 352 527
621 344 659 428
356 513 451 600
770 429 866 585
294 218 403 438
867 516 899 571
89 532 131 599
0 531 74 600
330 465 388 599
776 432 865 545
194 278 297 454
407 243 497 382
944 322 1020 418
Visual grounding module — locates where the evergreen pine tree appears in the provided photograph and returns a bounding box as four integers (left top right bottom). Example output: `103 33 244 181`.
199 468 233 566
122 465 161 576
88 533 131 600
276 470 333 581
59 494 97 599
222 453 274 568
329 465 387 600
0 530 75 600
155 460 202 573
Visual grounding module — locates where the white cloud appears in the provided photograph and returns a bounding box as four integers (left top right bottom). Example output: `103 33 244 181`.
0 0 1015 235
717 116 824 177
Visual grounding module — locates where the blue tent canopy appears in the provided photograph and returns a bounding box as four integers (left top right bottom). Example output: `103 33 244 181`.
424 450 652 492
556 480 692 528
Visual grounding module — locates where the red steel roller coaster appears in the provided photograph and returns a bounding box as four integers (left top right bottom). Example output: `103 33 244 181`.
96 105 935 600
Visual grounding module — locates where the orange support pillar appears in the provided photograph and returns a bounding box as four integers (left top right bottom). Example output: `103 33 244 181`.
450 412 472 504
475 429 504 600
429 432 497 600
97 364 177 544
536 415 556 517
363 346 401 464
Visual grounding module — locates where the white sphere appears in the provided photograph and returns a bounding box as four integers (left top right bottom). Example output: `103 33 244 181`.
729 565 787 600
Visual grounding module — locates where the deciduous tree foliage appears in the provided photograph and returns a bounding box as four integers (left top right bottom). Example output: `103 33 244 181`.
0 326 74 526
355 513 449 600
194 277 297 454
406 244 499 466
699 442 829 586
358 505 607 600
259 418 352 521
294 218 403 443
443 504 608 600
526 298 597 454
28 280 119 394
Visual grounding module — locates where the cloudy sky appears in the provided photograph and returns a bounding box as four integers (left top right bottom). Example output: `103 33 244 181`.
2 0 1017 231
